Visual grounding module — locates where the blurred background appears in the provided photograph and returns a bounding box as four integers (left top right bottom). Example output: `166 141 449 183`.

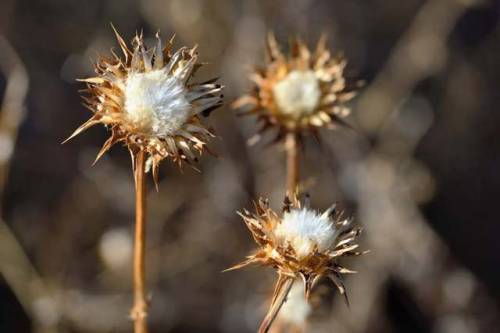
0 0 499 332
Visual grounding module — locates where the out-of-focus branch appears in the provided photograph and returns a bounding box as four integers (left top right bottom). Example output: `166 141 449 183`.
0 35 28 188
285 132 299 194
0 221 59 333
356 0 480 135
0 36 59 333
315 0 489 332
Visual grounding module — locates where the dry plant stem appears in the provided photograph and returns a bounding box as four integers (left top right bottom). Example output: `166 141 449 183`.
131 150 148 333
259 133 296 333
258 276 294 333
285 132 299 193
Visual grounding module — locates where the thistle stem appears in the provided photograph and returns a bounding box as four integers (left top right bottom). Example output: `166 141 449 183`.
256 133 301 333
131 150 148 333
258 276 294 333
285 132 299 194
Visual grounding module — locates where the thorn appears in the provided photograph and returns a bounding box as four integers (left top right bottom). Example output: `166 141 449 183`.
322 203 337 219
61 118 98 144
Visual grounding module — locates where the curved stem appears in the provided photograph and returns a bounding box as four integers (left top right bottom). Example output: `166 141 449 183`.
131 150 148 333
258 276 294 333
285 132 299 194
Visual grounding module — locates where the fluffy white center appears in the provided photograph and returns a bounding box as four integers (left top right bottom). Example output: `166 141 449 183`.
272 70 321 117
124 69 191 136
275 208 335 259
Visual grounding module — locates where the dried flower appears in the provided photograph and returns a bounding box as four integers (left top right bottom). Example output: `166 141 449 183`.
227 195 365 304
65 27 223 184
234 33 357 143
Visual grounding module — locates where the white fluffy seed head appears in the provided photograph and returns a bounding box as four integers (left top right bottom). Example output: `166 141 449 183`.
272 70 321 117
275 207 336 259
124 68 191 136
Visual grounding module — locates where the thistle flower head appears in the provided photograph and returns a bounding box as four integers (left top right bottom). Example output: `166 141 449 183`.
65 27 223 184
234 33 357 143
227 194 365 303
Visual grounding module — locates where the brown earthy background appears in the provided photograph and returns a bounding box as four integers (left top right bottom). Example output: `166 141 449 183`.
0 0 499 332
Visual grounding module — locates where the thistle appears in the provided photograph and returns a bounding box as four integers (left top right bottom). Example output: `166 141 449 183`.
227 195 365 333
65 26 223 333
234 33 357 192
66 27 223 185
234 33 356 142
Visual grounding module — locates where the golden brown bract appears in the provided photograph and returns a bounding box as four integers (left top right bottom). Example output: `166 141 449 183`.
234 33 357 143
65 27 223 187
227 195 366 304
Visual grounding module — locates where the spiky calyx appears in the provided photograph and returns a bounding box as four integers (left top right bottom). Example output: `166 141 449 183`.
227 195 366 304
66 27 223 185
234 33 357 144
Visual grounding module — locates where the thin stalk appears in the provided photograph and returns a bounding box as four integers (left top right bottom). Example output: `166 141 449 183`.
258 276 294 333
259 132 300 333
131 150 148 333
260 131 298 333
285 132 299 194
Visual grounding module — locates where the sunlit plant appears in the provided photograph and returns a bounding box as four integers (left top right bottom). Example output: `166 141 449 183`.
231 33 365 333
65 26 223 333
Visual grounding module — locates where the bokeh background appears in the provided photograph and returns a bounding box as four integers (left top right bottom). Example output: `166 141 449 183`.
0 0 499 332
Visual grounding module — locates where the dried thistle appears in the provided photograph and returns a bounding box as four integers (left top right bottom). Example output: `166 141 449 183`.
66 27 223 185
228 195 364 303
64 27 223 333
233 33 357 144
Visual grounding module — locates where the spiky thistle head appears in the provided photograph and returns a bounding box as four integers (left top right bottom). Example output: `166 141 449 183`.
65 26 223 185
227 194 366 304
233 33 358 144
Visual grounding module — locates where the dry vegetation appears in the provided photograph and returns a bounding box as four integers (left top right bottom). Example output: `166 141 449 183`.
0 0 499 333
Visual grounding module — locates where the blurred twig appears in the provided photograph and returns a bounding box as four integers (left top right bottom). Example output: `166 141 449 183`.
285 132 299 194
0 35 28 188
322 0 486 331
0 35 59 333
357 0 480 135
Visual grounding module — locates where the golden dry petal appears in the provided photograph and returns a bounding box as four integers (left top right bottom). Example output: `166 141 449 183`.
93 131 119 165
62 117 100 144
328 273 350 307
223 256 259 272
111 23 131 61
